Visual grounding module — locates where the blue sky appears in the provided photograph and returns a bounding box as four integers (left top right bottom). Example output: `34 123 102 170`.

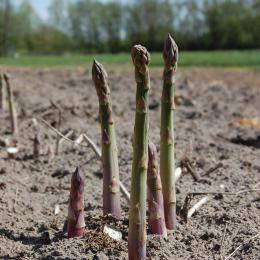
12 0 121 20
13 0 52 19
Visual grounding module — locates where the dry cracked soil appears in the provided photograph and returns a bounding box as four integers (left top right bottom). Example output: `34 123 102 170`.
0 67 260 260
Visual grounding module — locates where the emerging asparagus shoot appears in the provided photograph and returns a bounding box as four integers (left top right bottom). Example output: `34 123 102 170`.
160 34 178 230
4 73 18 134
67 167 86 238
147 143 167 237
92 60 121 219
128 45 150 260
33 133 41 157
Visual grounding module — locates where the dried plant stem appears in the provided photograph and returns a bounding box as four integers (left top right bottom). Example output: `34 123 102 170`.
38 117 88 148
182 189 260 222
187 189 260 196
175 167 182 183
58 130 74 153
38 117 130 202
74 134 84 147
4 74 18 134
187 196 209 219
181 156 201 181
202 162 223 177
83 134 102 158
220 222 228 259
224 233 260 260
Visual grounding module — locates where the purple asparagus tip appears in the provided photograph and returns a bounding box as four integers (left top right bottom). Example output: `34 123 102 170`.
163 33 178 71
92 59 108 86
67 167 86 238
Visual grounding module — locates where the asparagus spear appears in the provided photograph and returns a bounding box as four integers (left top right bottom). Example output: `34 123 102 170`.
0 73 6 111
3 73 18 134
147 142 167 237
128 45 150 260
67 167 85 238
92 60 121 219
33 133 41 157
160 34 178 230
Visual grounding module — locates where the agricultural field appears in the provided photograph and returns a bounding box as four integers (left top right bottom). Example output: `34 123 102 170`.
0 62 259 259
1 50 260 69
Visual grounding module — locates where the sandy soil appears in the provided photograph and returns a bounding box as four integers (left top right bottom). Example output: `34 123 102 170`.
0 67 260 260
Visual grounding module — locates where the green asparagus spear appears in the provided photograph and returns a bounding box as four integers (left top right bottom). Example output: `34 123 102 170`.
128 45 150 260
160 34 178 230
92 60 121 219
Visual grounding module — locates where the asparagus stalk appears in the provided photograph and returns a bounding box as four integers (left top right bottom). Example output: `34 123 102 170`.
67 167 85 238
160 34 178 230
0 73 6 111
33 133 41 157
147 143 167 237
3 73 18 134
92 60 121 219
47 144 55 160
128 45 150 260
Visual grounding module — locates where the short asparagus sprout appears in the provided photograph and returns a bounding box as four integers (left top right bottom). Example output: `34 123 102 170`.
67 167 86 238
4 73 18 134
92 60 121 219
128 44 150 260
160 34 178 230
33 133 41 157
147 143 167 237
47 144 55 160
0 73 6 111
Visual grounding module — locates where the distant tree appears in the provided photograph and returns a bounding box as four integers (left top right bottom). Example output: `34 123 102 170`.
14 0 41 52
48 0 68 32
100 1 123 53
125 0 175 51
204 0 257 49
1 0 12 56
33 25 72 54
0 0 259 55
175 0 207 49
67 0 104 52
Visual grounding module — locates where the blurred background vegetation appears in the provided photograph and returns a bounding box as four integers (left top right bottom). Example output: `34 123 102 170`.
0 0 260 56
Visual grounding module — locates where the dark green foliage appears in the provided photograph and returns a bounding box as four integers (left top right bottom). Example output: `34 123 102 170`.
0 0 260 55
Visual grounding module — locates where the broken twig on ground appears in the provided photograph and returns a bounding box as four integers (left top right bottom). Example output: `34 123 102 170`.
58 130 74 153
187 196 209 219
220 222 228 260
38 117 130 202
224 233 260 260
202 162 223 177
181 156 201 181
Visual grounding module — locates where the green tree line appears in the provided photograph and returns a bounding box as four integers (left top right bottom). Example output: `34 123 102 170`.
0 0 260 56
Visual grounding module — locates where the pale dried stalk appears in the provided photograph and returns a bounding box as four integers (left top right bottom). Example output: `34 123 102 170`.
58 130 74 153
38 117 131 202
187 196 209 219
224 233 260 260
